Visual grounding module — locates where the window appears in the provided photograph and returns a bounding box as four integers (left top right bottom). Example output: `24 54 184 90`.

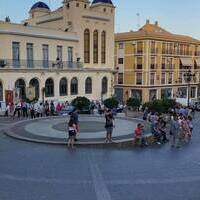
179 72 183 83
15 79 26 99
191 87 196 98
42 44 49 68
0 81 3 101
101 31 106 64
149 89 157 101
59 78 68 96
137 42 143 54
12 42 20 67
102 77 108 94
177 87 187 98
118 73 123 84
151 41 156 54
84 4 87 8
137 57 142 69
150 57 156 69
132 89 142 101
162 42 166 54
71 78 78 95
76 3 79 7
161 88 172 99
93 30 98 64
68 47 73 62
26 43 34 68
161 73 166 84
85 77 92 94
29 78 39 99
45 78 54 97
168 72 173 84
118 58 123 64
57 46 62 61
136 73 142 85
84 29 90 63
103 8 106 12
150 73 155 85
162 58 166 69
118 43 124 49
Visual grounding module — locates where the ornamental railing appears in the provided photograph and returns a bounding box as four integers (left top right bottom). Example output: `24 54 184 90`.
0 59 83 69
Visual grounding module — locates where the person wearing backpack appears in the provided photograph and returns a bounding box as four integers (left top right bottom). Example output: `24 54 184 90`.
105 109 115 143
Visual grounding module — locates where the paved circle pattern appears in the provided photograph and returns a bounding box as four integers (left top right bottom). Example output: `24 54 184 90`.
52 121 105 133
23 116 136 139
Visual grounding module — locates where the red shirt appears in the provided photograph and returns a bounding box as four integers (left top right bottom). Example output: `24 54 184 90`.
134 127 142 137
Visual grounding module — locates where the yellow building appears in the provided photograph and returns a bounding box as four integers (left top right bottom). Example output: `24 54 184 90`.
115 20 200 104
0 0 115 103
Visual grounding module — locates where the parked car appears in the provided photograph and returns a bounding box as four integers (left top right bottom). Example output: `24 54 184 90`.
59 106 76 116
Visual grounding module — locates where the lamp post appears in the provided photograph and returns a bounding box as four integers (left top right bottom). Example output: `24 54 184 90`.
183 69 195 107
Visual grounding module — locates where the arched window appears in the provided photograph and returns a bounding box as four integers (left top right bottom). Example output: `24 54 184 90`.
102 77 108 95
29 78 39 99
60 78 68 96
0 81 3 101
93 30 98 64
71 77 78 95
85 77 92 94
101 31 106 64
15 79 26 99
45 78 54 97
84 29 90 63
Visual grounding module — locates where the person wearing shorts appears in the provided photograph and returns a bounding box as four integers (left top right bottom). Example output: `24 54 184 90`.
68 117 77 149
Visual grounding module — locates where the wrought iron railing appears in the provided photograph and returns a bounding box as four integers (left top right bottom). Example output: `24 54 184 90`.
0 59 83 69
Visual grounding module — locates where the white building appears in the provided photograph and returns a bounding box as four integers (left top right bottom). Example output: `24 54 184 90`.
0 0 115 103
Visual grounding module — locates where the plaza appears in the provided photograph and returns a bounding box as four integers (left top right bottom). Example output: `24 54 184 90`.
0 113 200 200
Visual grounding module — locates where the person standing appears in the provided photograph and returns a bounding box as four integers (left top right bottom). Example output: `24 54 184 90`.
105 109 115 143
67 116 77 149
170 115 180 148
71 109 80 141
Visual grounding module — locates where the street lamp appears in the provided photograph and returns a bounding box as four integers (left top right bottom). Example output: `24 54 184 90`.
183 69 195 107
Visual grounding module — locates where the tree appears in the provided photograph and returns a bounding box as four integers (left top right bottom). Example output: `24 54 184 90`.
126 98 141 110
71 96 90 110
104 97 119 109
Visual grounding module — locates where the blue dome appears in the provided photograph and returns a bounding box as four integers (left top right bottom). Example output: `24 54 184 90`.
31 1 50 11
92 0 113 5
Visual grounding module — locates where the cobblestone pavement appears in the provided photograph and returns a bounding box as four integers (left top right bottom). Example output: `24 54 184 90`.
0 113 200 200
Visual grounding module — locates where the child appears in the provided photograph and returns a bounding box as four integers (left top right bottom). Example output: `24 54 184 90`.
134 123 147 147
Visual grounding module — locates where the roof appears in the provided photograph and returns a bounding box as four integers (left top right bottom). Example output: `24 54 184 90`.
92 0 113 5
115 21 200 44
30 1 50 11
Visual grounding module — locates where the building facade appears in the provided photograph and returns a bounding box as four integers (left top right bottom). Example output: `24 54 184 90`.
115 20 200 103
0 0 115 103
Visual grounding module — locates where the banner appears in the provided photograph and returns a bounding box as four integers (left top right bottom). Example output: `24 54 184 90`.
14 88 20 104
5 90 13 105
26 87 35 101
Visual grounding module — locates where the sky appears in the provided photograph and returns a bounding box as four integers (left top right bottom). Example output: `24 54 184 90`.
1 0 200 39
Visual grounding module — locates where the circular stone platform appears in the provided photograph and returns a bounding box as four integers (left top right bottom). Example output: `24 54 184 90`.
4 115 149 146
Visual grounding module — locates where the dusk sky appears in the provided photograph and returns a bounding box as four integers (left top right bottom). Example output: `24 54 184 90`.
1 0 200 39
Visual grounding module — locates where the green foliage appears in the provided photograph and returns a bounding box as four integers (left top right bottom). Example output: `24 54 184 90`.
126 98 141 109
143 99 176 113
71 96 90 110
104 97 119 109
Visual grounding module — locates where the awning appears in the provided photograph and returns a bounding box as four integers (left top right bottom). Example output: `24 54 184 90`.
180 58 193 67
195 58 200 67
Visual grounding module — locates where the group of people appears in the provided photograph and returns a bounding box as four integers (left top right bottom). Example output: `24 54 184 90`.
134 106 195 148
4 100 69 119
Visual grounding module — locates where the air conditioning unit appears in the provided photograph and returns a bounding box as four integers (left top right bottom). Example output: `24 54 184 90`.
0 60 6 67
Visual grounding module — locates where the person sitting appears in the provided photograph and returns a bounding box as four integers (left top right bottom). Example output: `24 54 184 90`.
134 123 148 147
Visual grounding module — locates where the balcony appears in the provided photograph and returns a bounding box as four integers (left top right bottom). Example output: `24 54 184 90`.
0 59 83 70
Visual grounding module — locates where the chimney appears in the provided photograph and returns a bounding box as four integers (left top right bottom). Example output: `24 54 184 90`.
155 21 159 26
146 19 150 24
